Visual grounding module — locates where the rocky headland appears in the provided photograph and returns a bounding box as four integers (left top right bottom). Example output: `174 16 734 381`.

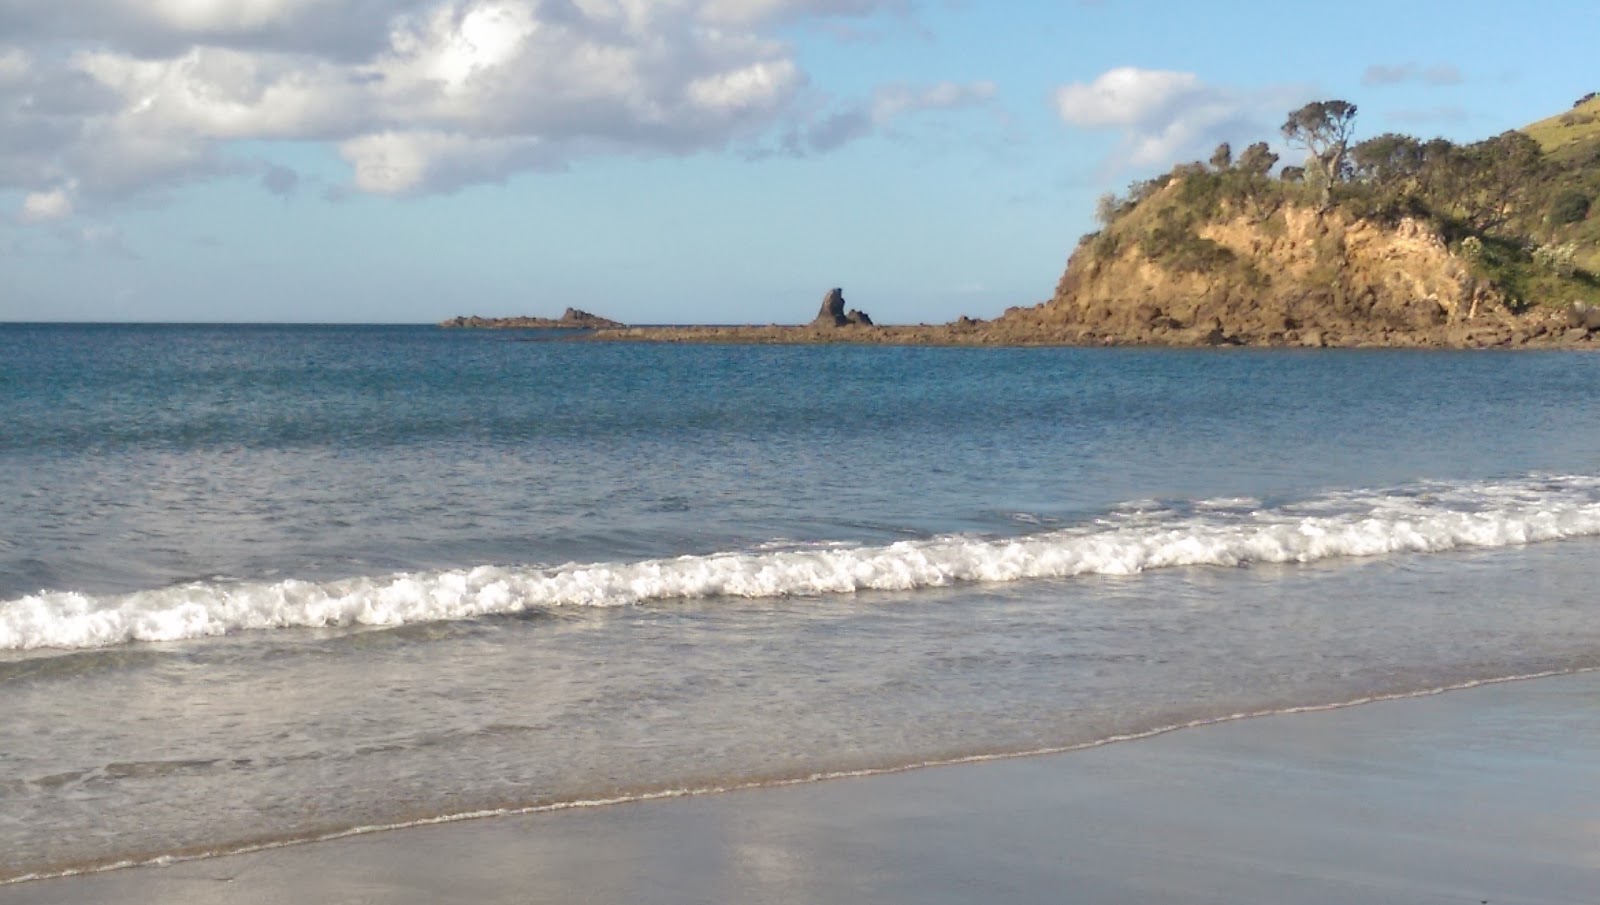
981 95 1600 348
457 95 1600 349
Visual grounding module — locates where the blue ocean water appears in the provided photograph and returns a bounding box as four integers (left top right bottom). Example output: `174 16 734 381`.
3 324 1600 880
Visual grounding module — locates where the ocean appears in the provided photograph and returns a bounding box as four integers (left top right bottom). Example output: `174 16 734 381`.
3 323 1599 882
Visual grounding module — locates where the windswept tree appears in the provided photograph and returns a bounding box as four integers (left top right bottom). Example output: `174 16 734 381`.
1209 142 1233 171
1463 130 1547 232
1349 133 1425 195
1418 137 1470 208
1236 142 1279 178
1282 100 1358 206
1094 192 1120 226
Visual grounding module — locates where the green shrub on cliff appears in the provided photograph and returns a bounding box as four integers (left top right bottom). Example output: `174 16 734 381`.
1140 214 1235 273
1551 190 1591 224
1085 95 1600 312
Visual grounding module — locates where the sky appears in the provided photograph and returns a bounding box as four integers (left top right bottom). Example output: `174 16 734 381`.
1 0 1595 324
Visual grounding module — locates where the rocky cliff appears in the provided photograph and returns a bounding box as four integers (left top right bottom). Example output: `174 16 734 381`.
993 192 1559 347
987 94 1600 348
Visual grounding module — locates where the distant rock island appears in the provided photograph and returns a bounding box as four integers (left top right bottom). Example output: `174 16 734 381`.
440 308 625 329
449 94 1600 349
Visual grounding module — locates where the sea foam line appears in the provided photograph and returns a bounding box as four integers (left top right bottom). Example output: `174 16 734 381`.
5 665 1593 887
5 474 1600 652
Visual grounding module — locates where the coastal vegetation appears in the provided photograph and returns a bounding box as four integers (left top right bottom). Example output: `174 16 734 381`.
999 93 1600 346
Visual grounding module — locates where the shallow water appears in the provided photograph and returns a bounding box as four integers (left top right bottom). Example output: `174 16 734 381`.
2 325 1599 879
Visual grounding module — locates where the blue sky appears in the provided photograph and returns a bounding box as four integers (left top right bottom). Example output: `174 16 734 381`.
1 0 1593 324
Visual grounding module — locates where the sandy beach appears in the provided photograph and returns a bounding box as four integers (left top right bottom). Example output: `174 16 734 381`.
6 670 1596 905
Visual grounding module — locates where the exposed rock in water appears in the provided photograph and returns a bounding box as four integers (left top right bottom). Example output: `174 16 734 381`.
812 288 874 327
557 308 626 328
439 308 626 329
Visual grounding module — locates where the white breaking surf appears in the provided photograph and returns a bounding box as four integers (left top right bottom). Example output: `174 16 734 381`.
5 474 1600 651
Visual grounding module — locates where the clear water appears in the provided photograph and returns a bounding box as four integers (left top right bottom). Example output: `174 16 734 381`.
2 325 1599 879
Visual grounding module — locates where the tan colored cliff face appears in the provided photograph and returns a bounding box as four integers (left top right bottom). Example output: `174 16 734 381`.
1000 196 1548 347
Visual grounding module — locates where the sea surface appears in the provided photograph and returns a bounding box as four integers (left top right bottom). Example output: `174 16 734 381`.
2 324 1599 881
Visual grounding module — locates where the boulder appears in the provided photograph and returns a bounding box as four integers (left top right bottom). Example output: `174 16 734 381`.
1567 302 1600 332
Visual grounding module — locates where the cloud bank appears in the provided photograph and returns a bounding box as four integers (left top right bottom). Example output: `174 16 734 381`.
0 0 980 217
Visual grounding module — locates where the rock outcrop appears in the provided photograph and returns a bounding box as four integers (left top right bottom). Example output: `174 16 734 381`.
811 288 874 327
989 184 1578 348
440 308 625 329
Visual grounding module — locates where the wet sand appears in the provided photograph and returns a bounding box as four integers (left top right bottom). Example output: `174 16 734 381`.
6 671 1598 905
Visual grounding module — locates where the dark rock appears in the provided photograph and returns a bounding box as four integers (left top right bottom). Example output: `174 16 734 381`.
812 288 873 327
813 288 848 326
439 309 626 329
558 308 626 329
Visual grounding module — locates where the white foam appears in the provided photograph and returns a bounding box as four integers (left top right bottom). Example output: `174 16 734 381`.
6 474 1600 652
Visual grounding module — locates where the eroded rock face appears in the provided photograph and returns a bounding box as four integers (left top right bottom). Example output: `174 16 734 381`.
813 288 873 327
994 184 1553 347
813 288 848 326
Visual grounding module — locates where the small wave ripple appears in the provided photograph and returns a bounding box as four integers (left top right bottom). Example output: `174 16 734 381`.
6 474 1600 652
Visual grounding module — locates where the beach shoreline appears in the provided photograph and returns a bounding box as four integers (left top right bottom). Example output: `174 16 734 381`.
7 669 1597 905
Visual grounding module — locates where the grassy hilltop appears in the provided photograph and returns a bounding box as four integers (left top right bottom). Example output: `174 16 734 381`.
989 93 1600 347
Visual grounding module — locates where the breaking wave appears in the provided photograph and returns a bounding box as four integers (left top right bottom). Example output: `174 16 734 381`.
6 474 1600 652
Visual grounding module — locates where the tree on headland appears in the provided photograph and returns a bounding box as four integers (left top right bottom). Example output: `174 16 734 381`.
1059 91 1600 332
1282 100 1358 207
1236 142 1279 178
1349 132 1425 195
1094 192 1120 226
1464 130 1547 232
1209 142 1233 171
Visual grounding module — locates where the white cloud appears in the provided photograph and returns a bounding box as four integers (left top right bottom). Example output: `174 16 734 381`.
19 187 74 222
0 47 30 81
1054 67 1199 128
698 0 900 26
873 79 996 122
1054 67 1308 171
339 130 556 194
0 0 913 210
775 78 996 155
139 0 334 31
